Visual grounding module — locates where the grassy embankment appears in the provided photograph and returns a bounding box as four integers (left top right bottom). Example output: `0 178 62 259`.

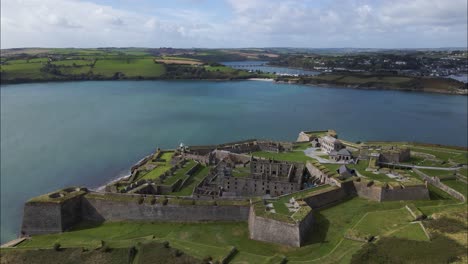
1 241 200 264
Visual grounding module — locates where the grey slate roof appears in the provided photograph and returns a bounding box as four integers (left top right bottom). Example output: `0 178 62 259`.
337 148 352 156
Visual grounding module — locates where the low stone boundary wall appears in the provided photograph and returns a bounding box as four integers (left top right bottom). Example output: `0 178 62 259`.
184 153 211 165
130 153 154 174
414 169 466 202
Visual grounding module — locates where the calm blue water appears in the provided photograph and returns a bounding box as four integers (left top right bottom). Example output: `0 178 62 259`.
222 61 320 75
1 80 467 243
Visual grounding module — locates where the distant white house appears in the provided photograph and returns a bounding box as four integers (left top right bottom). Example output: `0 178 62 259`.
319 136 343 153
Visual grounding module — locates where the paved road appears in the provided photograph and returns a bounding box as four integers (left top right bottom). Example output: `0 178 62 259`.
379 162 460 171
303 148 349 164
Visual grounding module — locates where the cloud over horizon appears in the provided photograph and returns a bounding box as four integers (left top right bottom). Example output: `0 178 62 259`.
1 0 467 49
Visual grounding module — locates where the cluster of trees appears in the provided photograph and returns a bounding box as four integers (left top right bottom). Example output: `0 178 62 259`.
40 63 62 75
162 64 253 80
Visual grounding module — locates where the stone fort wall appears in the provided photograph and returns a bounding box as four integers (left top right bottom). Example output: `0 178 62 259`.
303 186 348 208
414 169 466 202
81 196 250 222
21 195 82 237
352 181 429 201
248 206 314 247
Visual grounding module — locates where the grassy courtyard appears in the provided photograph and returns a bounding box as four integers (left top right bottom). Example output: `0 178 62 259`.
139 152 174 180
251 150 314 163
163 160 197 186
170 165 211 196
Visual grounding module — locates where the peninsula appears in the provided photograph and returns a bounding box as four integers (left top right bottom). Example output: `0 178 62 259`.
1 48 466 95
2 130 467 263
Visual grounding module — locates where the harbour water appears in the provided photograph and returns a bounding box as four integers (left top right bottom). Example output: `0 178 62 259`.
222 61 320 75
1 80 467 243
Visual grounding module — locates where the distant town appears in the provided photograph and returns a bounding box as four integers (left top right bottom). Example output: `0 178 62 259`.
268 49 468 78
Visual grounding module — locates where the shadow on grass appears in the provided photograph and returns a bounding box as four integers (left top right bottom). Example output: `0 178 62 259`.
69 221 105 232
302 211 330 246
428 185 454 200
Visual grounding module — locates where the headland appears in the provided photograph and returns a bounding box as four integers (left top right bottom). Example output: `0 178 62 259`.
3 129 467 263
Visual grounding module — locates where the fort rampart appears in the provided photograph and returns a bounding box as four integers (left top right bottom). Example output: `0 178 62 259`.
248 205 314 247
81 196 250 222
352 180 430 201
414 169 466 202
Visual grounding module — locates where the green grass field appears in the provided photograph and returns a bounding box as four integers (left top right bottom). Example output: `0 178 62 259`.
93 58 165 78
391 223 429 241
349 208 419 239
419 168 457 179
0 247 131 264
410 145 468 165
1 63 49 80
441 179 467 198
51 59 93 66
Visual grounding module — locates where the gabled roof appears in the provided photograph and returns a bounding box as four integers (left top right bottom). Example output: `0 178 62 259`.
337 148 352 156
322 135 338 143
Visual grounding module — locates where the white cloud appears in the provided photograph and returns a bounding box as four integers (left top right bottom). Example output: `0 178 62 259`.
223 0 467 48
1 0 466 48
0 0 210 48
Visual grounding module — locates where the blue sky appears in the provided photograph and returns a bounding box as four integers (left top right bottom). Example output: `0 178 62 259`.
1 0 467 49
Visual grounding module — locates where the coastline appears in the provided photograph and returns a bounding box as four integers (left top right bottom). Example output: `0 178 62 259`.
2 77 466 95
274 80 468 96
94 171 130 192
93 152 156 191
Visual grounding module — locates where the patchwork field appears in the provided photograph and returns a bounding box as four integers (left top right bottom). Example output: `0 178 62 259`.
1 48 272 83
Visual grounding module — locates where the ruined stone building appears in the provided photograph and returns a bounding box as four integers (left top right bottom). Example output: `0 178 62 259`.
218 158 305 197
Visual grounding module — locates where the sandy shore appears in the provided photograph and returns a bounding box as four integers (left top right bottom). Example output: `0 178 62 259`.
247 78 275 82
